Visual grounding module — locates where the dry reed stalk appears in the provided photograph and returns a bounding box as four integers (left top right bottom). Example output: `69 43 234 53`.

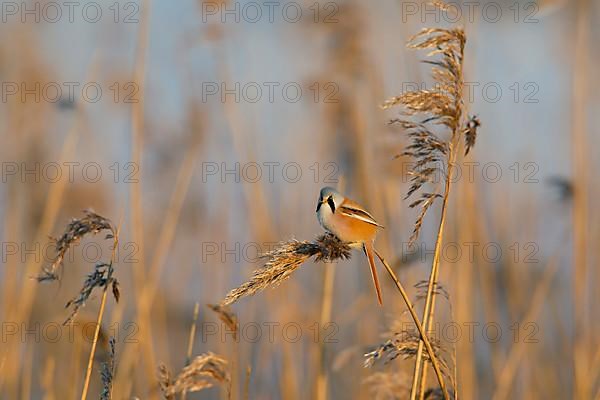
1 100 83 393
570 0 591 397
451 179 476 399
100 337 117 400
128 0 154 391
207 303 239 398
80 220 121 400
3 56 103 395
415 278 457 398
492 253 560 400
158 352 230 398
40 356 56 399
115 133 200 397
181 302 200 400
316 262 336 400
21 344 33 400
371 250 451 399
132 134 200 395
280 340 301 400
244 366 251 400
382 2 478 397
212 44 275 245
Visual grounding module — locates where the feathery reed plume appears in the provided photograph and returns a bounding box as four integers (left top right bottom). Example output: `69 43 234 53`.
39 210 121 400
220 233 350 306
207 303 239 340
364 330 450 379
158 352 230 397
384 22 467 245
383 2 477 398
158 365 175 400
100 337 116 400
36 210 120 326
37 210 115 282
63 262 120 325
414 281 450 302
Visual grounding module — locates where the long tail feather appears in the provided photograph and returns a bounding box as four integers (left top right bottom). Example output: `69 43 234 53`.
364 242 383 306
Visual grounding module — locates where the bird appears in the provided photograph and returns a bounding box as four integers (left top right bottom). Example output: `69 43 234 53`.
316 187 384 305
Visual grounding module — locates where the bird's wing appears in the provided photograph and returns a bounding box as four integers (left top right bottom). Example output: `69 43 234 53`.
339 199 384 228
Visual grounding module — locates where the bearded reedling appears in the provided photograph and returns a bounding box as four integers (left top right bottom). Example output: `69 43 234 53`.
316 187 385 305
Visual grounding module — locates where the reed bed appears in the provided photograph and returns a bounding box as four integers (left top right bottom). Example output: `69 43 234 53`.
0 0 595 399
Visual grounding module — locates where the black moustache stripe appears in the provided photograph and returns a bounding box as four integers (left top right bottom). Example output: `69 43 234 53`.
327 197 336 213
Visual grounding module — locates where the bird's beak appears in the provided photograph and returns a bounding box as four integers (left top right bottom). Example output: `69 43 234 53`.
316 200 324 212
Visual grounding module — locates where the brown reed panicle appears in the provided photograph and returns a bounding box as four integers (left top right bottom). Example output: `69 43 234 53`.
100 337 116 400
158 365 175 400
36 210 121 400
158 352 230 398
36 210 120 325
364 330 450 379
220 233 350 306
414 280 450 303
63 262 120 325
383 24 474 245
37 210 115 282
207 303 239 340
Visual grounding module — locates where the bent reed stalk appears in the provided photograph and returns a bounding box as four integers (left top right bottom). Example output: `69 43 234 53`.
374 250 451 400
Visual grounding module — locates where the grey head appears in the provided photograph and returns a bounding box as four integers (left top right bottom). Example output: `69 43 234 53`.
316 187 345 214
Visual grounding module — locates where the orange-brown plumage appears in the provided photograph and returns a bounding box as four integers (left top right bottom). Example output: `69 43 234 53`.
316 187 384 305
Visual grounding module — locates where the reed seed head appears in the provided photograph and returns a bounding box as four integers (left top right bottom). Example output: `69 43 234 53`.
220 233 351 307
159 352 230 397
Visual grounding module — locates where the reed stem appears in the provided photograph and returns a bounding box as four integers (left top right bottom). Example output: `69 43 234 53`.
375 250 450 400
410 141 458 400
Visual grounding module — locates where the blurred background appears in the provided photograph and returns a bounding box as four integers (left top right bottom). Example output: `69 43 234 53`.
0 0 598 398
